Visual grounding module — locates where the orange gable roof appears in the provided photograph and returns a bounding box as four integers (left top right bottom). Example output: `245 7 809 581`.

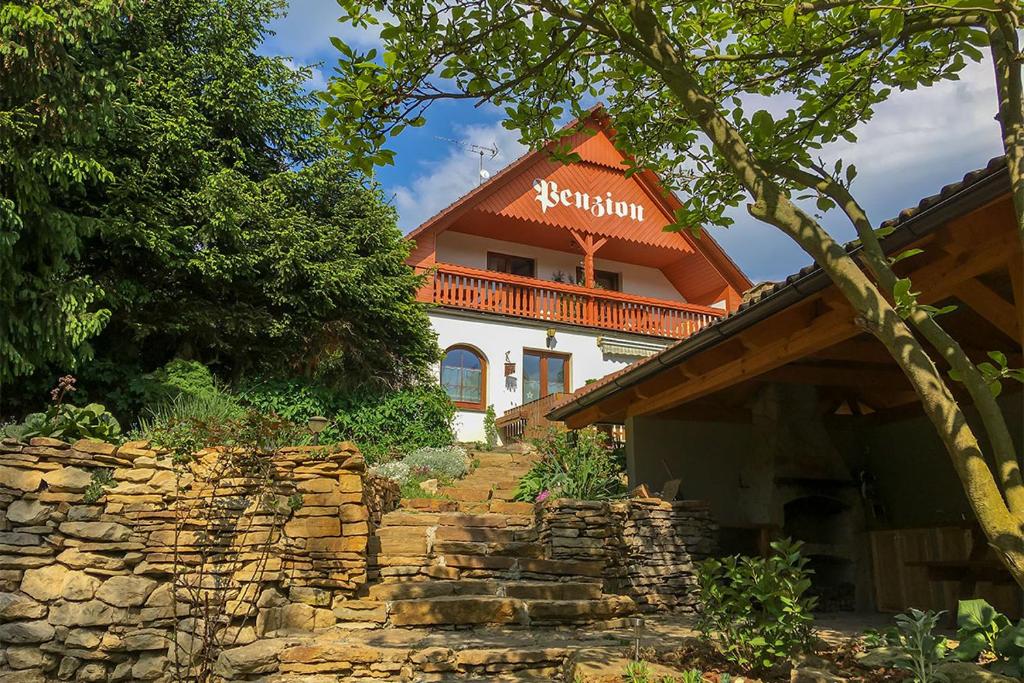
405 109 751 302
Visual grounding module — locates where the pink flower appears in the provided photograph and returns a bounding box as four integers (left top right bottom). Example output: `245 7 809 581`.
535 490 550 502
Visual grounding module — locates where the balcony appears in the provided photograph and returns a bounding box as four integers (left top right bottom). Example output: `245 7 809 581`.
418 263 724 339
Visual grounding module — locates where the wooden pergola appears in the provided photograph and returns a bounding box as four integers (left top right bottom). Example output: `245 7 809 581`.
547 158 1024 617
550 161 1022 429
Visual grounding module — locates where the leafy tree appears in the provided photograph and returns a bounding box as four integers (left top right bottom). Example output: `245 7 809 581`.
2 0 438 407
0 0 126 383
323 1 1024 584
84 0 437 387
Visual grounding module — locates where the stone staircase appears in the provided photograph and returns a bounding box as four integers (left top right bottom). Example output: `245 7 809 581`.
338 448 635 630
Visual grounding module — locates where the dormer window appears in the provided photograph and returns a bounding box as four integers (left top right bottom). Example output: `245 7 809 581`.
487 252 535 278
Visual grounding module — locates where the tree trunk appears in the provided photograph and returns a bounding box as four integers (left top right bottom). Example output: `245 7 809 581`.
988 14 1024 351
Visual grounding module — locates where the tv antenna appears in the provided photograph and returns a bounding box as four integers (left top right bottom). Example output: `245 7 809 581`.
435 136 499 184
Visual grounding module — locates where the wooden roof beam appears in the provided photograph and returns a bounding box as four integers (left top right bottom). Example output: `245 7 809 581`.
757 363 910 391
957 277 1020 342
629 305 859 418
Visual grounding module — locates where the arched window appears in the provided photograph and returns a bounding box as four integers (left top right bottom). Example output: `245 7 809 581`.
440 345 486 410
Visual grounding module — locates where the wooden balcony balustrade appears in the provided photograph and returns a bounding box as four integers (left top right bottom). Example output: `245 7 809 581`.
495 392 570 444
418 263 724 339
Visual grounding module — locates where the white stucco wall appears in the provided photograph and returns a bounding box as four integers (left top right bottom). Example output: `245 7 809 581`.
435 232 684 301
430 310 671 442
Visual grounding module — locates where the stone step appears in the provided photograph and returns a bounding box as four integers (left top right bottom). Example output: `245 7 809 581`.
433 540 544 559
525 596 635 624
401 498 460 512
488 487 521 502
368 579 500 601
504 581 603 601
488 501 535 516
367 579 603 602
472 453 534 467
435 526 533 543
385 594 631 627
517 557 605 578
441 484 493 502
438 554 605 580
389 596 526 626
436 512 512 528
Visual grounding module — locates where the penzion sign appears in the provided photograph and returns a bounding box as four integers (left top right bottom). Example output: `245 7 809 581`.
532 178 645 222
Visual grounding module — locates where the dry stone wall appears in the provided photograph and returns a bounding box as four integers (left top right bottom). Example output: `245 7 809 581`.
536 498 717 612
0 436 375 682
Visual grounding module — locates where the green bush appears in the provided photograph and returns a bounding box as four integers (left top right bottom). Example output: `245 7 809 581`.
236 378 456 464
330 384 456 463
696 539 816 673
514 427 625 502
136 359 220 404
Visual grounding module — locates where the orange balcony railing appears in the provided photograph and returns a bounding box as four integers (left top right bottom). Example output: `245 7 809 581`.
417 263 724 339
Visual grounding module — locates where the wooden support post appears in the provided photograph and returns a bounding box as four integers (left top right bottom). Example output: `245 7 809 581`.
569 230 608 288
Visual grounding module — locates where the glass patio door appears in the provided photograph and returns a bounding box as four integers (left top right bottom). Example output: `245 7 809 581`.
522 350 569 403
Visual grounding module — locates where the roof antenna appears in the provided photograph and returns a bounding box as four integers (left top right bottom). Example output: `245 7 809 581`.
435 136 499 185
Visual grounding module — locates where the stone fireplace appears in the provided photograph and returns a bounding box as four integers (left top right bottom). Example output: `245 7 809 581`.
747 383 866 611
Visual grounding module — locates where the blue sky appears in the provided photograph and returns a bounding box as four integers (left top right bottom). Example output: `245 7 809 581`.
261 2 1004 284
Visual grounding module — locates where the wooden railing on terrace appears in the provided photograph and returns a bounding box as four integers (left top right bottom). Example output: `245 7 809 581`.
496 392 627 446
496 392 570 443
419 263 724 339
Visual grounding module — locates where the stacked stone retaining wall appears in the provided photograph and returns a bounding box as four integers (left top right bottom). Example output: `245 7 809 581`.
536 498 717 612
0 436 374 682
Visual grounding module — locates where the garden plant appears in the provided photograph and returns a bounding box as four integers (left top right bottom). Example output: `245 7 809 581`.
696 539 817 674
514 427 626 502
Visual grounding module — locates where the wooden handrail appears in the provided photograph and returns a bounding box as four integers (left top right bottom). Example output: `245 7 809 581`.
424 263 726 315
418 262 724 340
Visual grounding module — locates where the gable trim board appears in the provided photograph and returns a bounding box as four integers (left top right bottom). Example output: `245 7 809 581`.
404 108 751 306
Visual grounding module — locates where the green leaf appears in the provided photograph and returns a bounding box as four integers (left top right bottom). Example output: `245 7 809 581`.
891 248 923 264
957 598 997 631
987 351 1008 368
782 3 796 27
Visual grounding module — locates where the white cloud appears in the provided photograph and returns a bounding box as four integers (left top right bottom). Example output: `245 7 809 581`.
827 58 998 177
393 123 530 230
714 57 1003 282
262 1 383 61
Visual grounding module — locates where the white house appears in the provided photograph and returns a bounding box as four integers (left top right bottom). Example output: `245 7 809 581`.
406 112 751 441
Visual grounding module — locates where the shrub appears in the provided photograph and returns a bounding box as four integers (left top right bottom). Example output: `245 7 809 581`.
239 378 456 464
137 359 220 404
404 445 469 481
237 376 348 442
514 427 625 502
696 539 816 673
330 384 456 463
